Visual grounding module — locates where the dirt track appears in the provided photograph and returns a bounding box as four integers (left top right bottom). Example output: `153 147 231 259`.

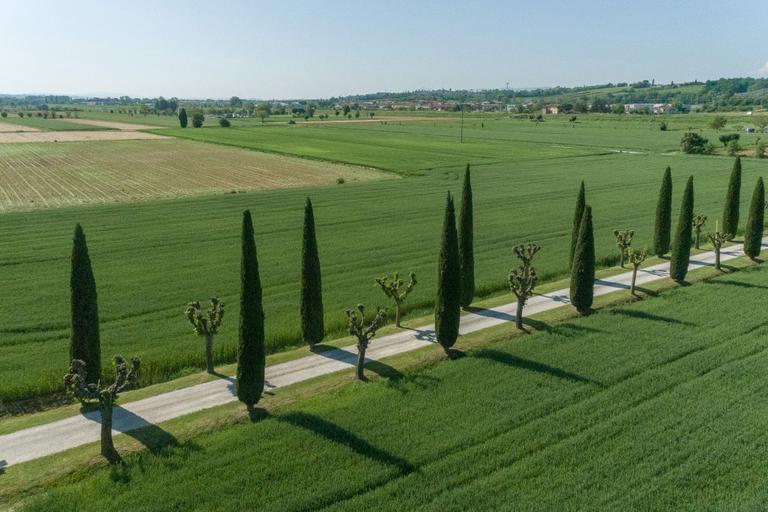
0 131 169 143
0 122 41 133
64 118 162 130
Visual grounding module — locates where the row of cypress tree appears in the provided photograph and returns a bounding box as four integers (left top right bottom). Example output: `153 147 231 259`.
70 212 267 413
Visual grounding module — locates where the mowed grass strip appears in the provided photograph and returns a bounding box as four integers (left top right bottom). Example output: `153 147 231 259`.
0 117 112 132
0 139 386 211
0 151 766 403
16 266 768 511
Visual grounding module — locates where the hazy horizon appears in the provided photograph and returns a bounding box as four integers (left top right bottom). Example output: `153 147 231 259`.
1 0 767 100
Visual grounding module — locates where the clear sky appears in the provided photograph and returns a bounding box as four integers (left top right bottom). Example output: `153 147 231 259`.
1 0 766 99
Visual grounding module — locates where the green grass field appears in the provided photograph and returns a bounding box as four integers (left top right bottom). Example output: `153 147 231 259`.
18 264 768 511
1 143 767 403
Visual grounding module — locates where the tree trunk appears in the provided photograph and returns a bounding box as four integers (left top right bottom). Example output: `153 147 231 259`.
619 250 625 268
695 230 701 250
631 266 638 296
515 298 525 330
715 247 721 270
205 333 214 374
100 398 120 464
395 302 402 327
356 342 366 381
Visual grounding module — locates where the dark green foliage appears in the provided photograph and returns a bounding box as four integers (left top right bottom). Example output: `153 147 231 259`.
569 181 586 267
670 176 695 281
569 206 595 315
743 177 765 259
219 117 231 128
192 112 204 128
719 133 740 146
301 197 324 345
70 224 101 385
237 210 266 410
653 166 672 256
680 132 710 154
458 164 474 307
435 193 461 355
722 157 742 236
178 108 188 128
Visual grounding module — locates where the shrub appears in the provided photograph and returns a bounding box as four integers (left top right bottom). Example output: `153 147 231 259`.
680 132 710 154
336 177 345 184
288 119 296 125
659 121 667 131
0 111 6 118
219 117 231 128
191 112 204 128
727 139 741 156
756 139 766 159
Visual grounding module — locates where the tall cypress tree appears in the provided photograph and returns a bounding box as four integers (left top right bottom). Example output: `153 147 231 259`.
722 156 742 237
569 181 586 267
178 107 188 128
300 197 324 345
435 192 461 357
237 210 266 413
70 223 101 384
670 175 695 281
458 164 474 308
744 177 765 259
569 205 594 315
653 166 673 257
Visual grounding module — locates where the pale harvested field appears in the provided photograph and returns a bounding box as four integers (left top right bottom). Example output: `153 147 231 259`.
0 139 388 211
65 118 162 130
0 131 169 143
0 122 41 132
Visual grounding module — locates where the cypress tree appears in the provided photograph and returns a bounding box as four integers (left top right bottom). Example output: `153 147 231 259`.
653 166 673 257
300 197 324 345
435 192 461 356
569 205 595 315
670 175 695 281
237 210 266 413
178 107 188 128
744 177 765 259
722 156 742 237
70 223 101 384
458 164 474 307
569 181 586 267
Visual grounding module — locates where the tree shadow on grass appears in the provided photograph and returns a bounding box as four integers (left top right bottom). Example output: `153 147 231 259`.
0 460 6 476
707 279 768 290
473 349 604 387
278 412 416 475
609 308 696 326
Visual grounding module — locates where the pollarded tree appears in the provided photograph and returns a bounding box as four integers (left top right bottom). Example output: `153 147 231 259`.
346 304 387 381
301 197 324 345
612 229 634 268
375 272 417 327
70 224 101 385
435 192 462 357
627 248 648 297
743 177 765 260
670 176 695 282
507 243 541 330
692 214 707 249
654 167 672 257
708 230 733 271
237 210 266 417
569 181 586 267
570 205 595 315
722 156 742 237
178 107 188 128
458 164 475 307
64 355 140 464
184 297 224 374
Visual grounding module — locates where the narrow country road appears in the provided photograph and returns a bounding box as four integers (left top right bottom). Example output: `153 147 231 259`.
0 239 761 467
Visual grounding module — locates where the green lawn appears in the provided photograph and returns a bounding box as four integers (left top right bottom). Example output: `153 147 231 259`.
0 117 111 131
18 265 768 511
1 146 767 403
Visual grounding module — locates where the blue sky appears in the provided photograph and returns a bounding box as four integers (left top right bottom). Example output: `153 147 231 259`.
1 0 766 99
